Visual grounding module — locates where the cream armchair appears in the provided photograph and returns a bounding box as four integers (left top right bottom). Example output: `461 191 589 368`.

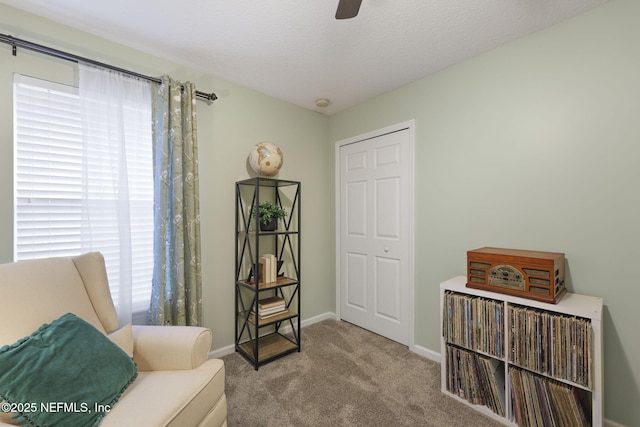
0 252 227 427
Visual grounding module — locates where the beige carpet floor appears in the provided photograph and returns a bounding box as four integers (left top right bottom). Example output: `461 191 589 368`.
222 319 505 426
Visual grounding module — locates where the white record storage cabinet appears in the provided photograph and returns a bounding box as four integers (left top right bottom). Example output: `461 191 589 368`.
440 276 603 426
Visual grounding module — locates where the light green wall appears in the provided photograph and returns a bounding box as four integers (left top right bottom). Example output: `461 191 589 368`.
329 0 639 425
0 4 333 352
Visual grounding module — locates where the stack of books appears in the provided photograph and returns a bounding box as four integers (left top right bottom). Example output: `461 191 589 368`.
259 254 278 283
253 296 286 319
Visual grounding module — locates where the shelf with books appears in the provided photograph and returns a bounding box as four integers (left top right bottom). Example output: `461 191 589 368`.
235 178 301 370
240 309 298 327
440 276 602 426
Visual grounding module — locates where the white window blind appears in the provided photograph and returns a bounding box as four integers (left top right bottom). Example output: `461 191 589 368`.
14 74 154 315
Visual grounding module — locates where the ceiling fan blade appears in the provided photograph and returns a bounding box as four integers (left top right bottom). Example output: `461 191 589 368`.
335 0 362 19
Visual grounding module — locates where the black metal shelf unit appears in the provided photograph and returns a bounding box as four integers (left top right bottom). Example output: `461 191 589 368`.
235 177 301 369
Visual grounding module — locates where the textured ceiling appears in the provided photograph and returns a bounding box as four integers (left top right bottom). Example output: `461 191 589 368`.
1 0 607 115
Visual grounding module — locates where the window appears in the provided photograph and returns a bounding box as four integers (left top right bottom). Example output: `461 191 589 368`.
14 74 154 315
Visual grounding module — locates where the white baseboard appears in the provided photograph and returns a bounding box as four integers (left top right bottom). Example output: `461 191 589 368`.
208 312 337 359
300 311 337 327
208 343 236 359
411 344 440 363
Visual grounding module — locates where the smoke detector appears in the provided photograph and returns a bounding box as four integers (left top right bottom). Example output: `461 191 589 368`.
315 98 330 108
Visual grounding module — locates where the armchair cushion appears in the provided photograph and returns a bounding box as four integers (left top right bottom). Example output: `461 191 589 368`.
108 323 134 357
71 252 120 333
0 313 137 427
0 256 106 346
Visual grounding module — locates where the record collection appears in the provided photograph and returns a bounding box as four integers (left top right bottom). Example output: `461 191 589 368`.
510 366 590 427
443 290 504 358
445 345 505 417
509 304 592 389
443 290 595 425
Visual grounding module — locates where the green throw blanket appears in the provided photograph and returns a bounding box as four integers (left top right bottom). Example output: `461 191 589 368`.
0 313 137 427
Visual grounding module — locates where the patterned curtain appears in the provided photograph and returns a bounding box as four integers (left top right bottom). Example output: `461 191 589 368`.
148 76 202 326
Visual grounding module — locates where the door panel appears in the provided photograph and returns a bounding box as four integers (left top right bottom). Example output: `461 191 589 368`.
375 256 401 321
346 181 367 237
374 143 400 168
375 177 400 239
338 126 412 345
345 252 367 310
346 150 367 171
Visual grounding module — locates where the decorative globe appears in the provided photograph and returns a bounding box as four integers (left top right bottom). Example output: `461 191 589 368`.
248 142 283 177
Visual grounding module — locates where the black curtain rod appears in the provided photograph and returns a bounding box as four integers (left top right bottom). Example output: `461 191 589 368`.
0 33 218 102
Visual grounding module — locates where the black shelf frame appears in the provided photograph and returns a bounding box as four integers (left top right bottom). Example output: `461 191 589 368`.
234 177 301 369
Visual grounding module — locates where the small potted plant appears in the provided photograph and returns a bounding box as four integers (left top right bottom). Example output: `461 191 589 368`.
255 201 287 231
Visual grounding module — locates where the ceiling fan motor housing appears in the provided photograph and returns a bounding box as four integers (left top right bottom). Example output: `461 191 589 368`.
336 0 362 19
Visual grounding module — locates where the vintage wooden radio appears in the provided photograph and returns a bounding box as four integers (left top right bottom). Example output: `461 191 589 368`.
466 247 566 304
